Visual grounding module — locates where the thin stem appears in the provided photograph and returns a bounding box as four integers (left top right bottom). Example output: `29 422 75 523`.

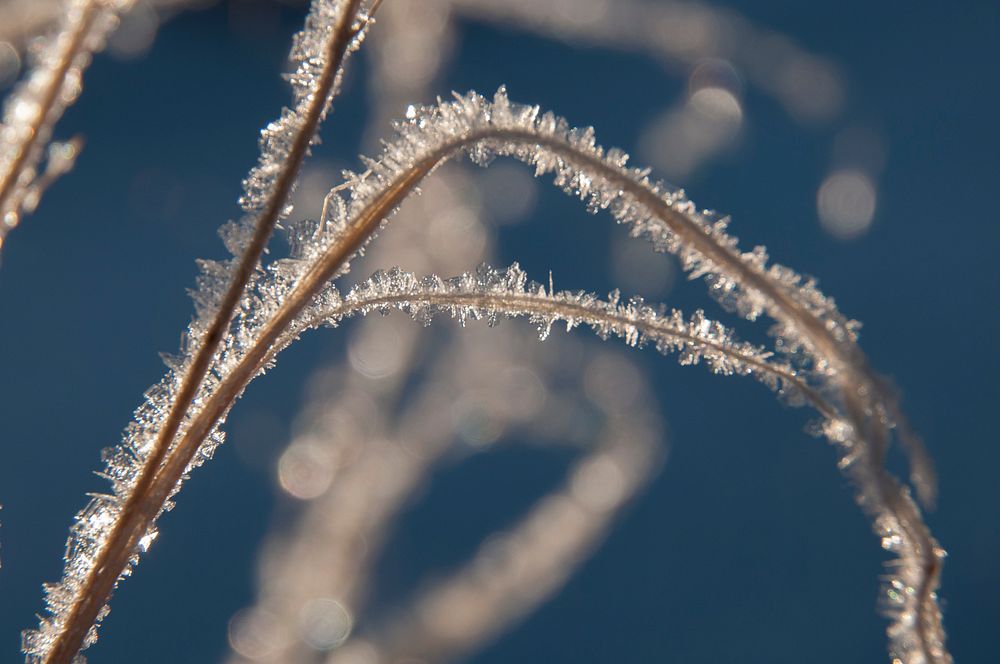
0 0 98 228
288 286 837 421
41 2 366 661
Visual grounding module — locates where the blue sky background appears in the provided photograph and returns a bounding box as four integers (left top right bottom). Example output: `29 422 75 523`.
0 1 997 662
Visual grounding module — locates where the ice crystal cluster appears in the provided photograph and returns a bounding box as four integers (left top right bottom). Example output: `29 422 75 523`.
18 2 948 663
0 0 131 251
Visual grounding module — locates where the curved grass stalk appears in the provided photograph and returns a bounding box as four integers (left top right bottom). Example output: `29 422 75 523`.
292 89 945 662
31 87 948 664
295 88 934 497
289 264 834 420
0 0 129 253
23 2 373 661
270 89 947 661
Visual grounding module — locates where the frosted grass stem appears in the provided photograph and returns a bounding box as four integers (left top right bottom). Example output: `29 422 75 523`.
36 2 368 662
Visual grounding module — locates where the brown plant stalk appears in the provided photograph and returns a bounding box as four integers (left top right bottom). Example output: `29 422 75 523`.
289 286 835 420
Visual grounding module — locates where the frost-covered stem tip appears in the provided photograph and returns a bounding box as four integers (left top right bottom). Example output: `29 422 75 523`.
37 2 366 662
